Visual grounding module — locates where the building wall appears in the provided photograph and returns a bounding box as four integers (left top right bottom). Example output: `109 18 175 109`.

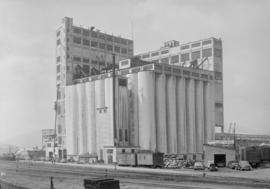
137 38 224 133
65 77 129 159
203 145 236 166
56 17 134 154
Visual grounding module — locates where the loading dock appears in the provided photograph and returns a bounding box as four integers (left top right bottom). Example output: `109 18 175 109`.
203 144 236 167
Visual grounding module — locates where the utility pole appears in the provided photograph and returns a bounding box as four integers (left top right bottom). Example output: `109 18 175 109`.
112 54 116 146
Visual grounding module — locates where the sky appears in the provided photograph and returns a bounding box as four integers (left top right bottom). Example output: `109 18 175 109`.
0 0 270 147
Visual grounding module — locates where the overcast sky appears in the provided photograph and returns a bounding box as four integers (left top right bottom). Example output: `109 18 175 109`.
0 0 270 147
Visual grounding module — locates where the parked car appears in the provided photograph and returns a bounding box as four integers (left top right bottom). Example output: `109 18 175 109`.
194 162 204 170
227 160 239 169
236 161 252 171
208 163 218 171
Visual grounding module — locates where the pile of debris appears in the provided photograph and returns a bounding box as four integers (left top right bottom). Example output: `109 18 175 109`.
163 154 195 169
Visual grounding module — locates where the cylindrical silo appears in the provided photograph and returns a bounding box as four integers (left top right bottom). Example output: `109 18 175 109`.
65 86 74 155
72 84 79 154
85 81 96 155
176 77 186 154
203 81 215 143
76 83 84 155
138 71 156 151
155 73 167 153
195 80 204 153
95 79 105 108
186 78 196 153
166 75 177 154
127 73 139 147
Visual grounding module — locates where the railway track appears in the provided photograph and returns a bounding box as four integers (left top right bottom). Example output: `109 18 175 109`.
1 160 270 189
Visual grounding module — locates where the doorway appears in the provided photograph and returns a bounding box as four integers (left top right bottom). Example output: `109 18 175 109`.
214 154 226 167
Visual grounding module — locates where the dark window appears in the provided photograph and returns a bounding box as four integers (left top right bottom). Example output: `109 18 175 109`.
202 48 212 57
47 143 51 147
181 53 190 61
99 43 106 49
122 149 125 153
161 50 169 54
83 65 90 74
121 48 127 54
121 38 127 45
114 46 120 53
128 49 133 53
161 57 169 64
171 55 179 64
57 75 60 81
73 27 81 34
57 65 60 73
73 56 81 62
181 45 189 50
202 40 212 45
125 129 128 142
82 29 90 36
119 78 127 86
107 149 113 153
114 37 120 43
191 42 201 48
83 58 89 63
214 48 222 58
106 35 113 42
215 71 222 80
57 39 60 46
83 39 90 46
73 36 81 44
99 34 105 40
142 54 150 58
191 51 201 60
56 31 60 36
56 56 61 62
119 129 122 141
152 59 159 63
215 102 223 108
128 40 133 45
107 44 113 51
91 60 98 65
91 41 98 47
151 52 159 57
91 31 98 38
131 149 135 153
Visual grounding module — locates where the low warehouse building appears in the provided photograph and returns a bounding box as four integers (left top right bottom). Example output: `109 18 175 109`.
203 144 236 167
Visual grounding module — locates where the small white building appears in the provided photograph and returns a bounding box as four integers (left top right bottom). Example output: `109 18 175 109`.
203 144 236 167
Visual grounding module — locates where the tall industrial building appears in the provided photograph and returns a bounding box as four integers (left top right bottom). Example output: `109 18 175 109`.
55 17 224 162
136 39 224 134
55 17 133 158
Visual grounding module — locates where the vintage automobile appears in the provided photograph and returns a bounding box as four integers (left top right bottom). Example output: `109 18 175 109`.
193 161 204 170
236 161 252 171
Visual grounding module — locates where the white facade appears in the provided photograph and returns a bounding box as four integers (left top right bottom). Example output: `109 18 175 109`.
65 62 217 160
65 76 129 159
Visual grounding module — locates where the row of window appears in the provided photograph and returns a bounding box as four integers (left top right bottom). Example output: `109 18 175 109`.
142 48 214 64
71 36 131 54
141 41 213 59
180 39 212 50
72 26 133 45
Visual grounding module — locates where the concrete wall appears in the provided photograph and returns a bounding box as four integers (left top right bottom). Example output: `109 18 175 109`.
65 77 129 160
203 145 236 166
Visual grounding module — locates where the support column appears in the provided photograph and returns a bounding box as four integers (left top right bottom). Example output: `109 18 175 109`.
127 73 139 147
85 81 96 155
176 77 186 154
138 71 156 151
166 75 177 153
155 73 167 153
195 80 204 153
186 79 196 153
